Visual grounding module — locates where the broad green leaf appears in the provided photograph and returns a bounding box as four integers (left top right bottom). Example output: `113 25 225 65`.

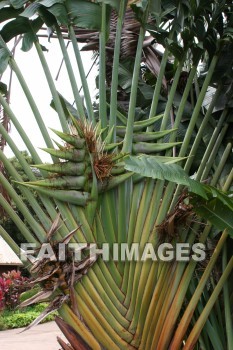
166 39 184 61
195 17 206 41
21 17 44 52
0 46 10 74
47 3 68 25
20 3 41 18
203 185 233 211
138 82 154 101
9 0 27 9
0 6 22 23
142 155 186 164
146 25 170 45
66 0 102 30
174 2 184 32
97 0 119 11
40 0 64 7
0 1 10 10
50 93 80 120
150 0 161 25
0 16 31 42
21 33 36 52
192 196 233 238
181 28 194 47
38 6 57 27
132 0 147 10
118 63 133 91
40 44 49 51
203 29 217 60
0 81 7 95
124 155 207 198
150 0 161 15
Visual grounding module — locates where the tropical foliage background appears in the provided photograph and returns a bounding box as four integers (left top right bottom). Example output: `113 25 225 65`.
0 0 233 349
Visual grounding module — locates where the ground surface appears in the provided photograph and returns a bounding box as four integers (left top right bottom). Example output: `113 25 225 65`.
0 321 65 350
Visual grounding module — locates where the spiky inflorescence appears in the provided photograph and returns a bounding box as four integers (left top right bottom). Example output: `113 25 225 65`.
73 120 115 181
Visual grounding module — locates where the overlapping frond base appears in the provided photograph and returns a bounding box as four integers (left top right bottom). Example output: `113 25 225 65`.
15 118 232 349
55 177 232 349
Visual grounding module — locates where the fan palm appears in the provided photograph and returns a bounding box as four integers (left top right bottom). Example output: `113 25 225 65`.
0 1 233 349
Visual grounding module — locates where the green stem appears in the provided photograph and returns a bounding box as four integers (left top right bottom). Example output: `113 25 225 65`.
59 304 101 350
211 142 232 185
183 86 221 174
121 181 145 293
148 46 169 130
75 286 135 349
223 244 233 350
68 25 95 123
160 56 186 131
158 65 199 214
154 179 172 225
9 58 56 157
0 94 45 168
0 103 66 237
117 180 132 274
95 213 123 288
70 204 123 288
99 3 107 131
0 149 70 239
124 179 155 309
200 123 229 182
34 40 69 133
133 258 158 346
0 193 38 244
222 168 233 191
0 149 54 232
156 167 233 349
183 256 233 350
57 204 126 313
0 173 46 242
0 225 21 257
109 0 127 140
170 55 219 207
55 25 86 122
101 194 117 244
196 109 228 181
169 229 228 350
122 0 152 152
107 102 127 125
82 274 130 331
179 54 219 158
129 180 164 332
122 26 146 153
142 263 176 350
53 204 127 319
0 117 61 227
189 281 224 350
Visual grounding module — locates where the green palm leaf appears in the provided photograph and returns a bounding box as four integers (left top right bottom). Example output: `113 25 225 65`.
124 155 208 198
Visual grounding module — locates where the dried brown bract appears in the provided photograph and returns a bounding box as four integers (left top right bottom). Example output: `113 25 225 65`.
93 153 114 181
19 215 97 332
156 193 195 243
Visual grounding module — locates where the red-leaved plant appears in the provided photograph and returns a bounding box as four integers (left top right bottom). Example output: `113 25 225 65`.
0 270 29 310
